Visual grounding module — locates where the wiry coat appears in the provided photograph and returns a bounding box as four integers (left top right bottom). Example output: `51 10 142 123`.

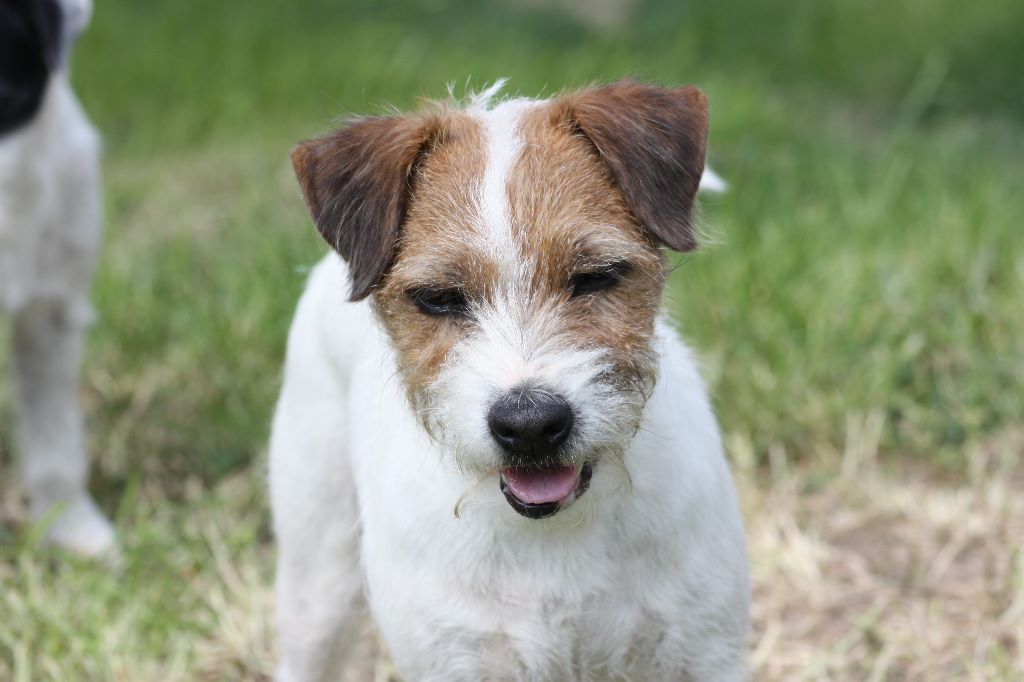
271 82 749 681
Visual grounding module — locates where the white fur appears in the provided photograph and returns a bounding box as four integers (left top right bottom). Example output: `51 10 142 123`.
472 95 533 261
272 258 748 681
428 291 632 480
0 71 115 557
271 97 748 681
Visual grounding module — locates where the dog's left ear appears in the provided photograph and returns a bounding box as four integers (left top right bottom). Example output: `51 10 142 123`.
291 114 437 301
564 81 708 251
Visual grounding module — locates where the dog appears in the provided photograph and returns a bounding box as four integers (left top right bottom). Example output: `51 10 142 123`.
270 80 749 681
0 0 114 557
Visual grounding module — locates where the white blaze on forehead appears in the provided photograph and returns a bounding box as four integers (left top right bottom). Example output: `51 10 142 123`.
471 94 538 264
466 88 553 387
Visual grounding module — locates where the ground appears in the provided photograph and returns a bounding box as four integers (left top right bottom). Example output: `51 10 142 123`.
0 0 1022 679
4 436 1021 680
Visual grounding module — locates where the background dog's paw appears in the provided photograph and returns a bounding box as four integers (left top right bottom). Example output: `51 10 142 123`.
38 494 119 562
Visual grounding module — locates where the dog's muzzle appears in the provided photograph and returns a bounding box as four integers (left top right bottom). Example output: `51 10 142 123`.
488 387 592 518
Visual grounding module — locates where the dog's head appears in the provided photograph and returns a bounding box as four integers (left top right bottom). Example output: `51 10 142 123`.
292 81 708 519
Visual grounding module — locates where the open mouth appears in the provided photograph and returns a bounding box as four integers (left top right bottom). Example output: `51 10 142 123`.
499 463 593 519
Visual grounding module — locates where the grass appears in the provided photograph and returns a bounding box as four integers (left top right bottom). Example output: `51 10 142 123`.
743 428 1024 680
1 0 1021 678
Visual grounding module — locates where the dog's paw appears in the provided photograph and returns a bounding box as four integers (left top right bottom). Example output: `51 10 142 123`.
38 494 118 561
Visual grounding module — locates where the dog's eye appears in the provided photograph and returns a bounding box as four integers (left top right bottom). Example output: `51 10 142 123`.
408 288 470 316
570 262 631 297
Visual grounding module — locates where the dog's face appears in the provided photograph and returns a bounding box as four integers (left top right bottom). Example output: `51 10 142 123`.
292 81 708 519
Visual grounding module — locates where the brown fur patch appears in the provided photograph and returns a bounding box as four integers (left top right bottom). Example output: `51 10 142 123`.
305 81 709 415
374 111 489 399
291 109 466 300
560 81 708 252
507 101 667 394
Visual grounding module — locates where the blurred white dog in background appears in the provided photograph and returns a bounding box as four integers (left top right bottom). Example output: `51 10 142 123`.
0 0 115 557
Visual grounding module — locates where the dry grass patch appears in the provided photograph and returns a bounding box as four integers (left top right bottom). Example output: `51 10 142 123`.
744 429 1024 681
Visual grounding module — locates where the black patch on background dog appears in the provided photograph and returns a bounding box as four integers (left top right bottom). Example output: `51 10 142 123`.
0 0 64 136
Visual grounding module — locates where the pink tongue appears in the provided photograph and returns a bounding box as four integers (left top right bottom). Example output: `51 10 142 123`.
501 466 580 504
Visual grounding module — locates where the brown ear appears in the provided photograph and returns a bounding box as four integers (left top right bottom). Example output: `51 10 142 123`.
291 115 435 300
566 81 708 251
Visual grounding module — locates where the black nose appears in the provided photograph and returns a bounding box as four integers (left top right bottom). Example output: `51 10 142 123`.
487 388 574 456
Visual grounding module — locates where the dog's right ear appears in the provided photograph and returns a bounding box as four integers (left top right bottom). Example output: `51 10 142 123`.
291 115 436 301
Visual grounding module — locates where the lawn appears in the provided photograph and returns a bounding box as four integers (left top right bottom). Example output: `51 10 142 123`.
1 0 1021 679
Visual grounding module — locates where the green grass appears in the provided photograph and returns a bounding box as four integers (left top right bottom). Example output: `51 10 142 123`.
1 0 1022 678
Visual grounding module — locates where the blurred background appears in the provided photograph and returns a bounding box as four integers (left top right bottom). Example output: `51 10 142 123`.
1 0 1021 679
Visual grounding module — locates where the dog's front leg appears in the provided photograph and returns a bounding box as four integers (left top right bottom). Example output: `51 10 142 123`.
12 298 115 556
270 289 375 682
271 433 373 682
273 528 372 682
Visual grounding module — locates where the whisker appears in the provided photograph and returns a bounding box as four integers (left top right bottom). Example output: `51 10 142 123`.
453 472 489 519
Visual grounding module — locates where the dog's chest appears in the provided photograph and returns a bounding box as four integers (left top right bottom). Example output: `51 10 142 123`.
344 327 735 681
360 505 688 681
378 567 684 681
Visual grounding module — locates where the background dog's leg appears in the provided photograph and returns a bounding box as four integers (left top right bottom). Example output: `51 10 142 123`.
12 298 115 557
270 292 374 682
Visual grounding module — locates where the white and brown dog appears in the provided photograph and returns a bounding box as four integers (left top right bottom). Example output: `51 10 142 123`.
270 80 749 681
0 0 114 556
